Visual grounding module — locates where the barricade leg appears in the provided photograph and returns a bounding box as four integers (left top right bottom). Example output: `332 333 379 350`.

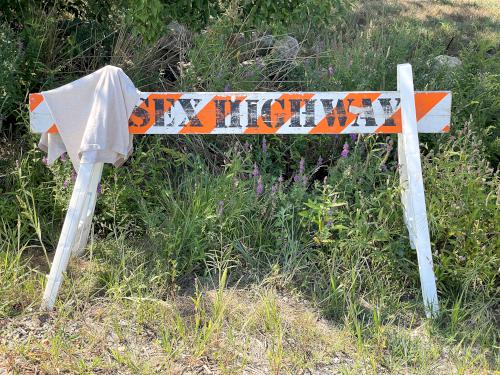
398 134 416 250
397 63 439 317
41 162 103 310
73 163 103 256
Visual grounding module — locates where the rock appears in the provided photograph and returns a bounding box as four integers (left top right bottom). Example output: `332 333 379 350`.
238 33 275 59
272 36 300 62
167 20 189 38
429 55 462 70
241 58 265 68
240 58 265 80
228 32 246 49
256 34 275 49
485 47 496 58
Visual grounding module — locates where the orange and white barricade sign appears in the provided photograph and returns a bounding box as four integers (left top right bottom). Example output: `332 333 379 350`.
30 64 451 316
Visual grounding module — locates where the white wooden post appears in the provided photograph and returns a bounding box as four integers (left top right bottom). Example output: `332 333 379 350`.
73 163 103 256
41 162 103 310
398 136 416 250
397 63 439 317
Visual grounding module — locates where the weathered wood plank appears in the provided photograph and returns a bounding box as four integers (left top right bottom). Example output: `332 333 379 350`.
30 91 451 135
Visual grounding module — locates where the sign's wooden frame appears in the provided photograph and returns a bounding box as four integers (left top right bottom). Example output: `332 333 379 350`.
30 64 449 316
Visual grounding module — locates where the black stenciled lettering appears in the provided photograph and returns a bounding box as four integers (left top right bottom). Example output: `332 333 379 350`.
246 100 259 128
379 98 396 126
261 99 273 128
128 98 150 128
361 98 376 127
163 99 177 127
230 100 242 127
320 99 347 127
347 98 359 127
304 99 316 128
335 99 347 127
153 98 164 126
289 99 302 127
179 98 202 127
274 99 285 128
320 99 335 126
214 99 228 128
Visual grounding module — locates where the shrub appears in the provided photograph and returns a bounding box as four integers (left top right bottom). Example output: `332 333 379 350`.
424 126 498 297
0 23 23 129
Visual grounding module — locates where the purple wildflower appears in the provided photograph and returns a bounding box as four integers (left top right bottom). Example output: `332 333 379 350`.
42 156 48 165
271 184 278 194
252 162 260 178
217 200 225 216
326 220 333 227
299 157 305 175
63 179 69 188
256 176 264 196
349 133 357 142
341 143 349 158
71 169 78 182
60 152 67 162
293 174 301 183
262 137 267 153
278 175 284 183
96 183 102 195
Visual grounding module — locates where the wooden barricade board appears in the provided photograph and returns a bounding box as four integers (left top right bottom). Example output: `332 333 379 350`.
30 91 451 135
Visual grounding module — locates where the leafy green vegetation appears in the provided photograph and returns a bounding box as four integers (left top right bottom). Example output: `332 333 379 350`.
0 0 498 373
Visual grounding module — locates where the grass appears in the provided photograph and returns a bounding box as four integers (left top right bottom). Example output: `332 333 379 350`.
0 254 495 374
0 0 499 373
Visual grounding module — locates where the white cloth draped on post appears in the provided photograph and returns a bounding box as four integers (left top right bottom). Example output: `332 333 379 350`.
38 65 140 170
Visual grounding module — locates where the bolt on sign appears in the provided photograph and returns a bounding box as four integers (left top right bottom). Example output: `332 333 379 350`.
30 64 451 317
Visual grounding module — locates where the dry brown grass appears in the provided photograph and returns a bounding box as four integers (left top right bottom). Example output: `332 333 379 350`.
1 283 472 374
0 286 359 374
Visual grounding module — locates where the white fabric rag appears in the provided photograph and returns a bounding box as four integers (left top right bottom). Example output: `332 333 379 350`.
39 65 140 171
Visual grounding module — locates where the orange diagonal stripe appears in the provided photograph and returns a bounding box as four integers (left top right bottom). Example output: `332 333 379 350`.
29 93 44 112
415 92 448 121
